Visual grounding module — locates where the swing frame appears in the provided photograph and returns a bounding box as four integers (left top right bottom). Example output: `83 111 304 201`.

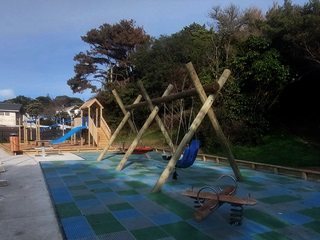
97 62 243 192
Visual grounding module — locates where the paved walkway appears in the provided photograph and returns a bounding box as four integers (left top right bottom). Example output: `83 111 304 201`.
1 149 320 239
0 149 82 240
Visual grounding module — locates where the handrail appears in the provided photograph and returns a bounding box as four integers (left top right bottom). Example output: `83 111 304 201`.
100 117 112 140
88 117 98 144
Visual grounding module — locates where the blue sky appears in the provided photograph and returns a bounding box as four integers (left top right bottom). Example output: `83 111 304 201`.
0 0 308 102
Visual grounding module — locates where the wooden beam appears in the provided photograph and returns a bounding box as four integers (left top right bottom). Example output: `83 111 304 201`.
96 93 143 161
186 62 244 182
137 81 176 154
125 83 220 110
116 84 173 171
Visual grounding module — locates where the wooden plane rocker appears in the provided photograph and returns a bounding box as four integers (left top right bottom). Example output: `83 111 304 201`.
182 175 257 224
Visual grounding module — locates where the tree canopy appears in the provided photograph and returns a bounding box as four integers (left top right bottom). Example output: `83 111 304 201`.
67 19 151 93
66 0 320 148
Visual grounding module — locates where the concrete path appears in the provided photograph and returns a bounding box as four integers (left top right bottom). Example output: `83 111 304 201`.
0 149 82 240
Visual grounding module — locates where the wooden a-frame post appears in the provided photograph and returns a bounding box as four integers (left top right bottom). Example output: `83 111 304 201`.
137 81 176 154
96 92 142 161
116 84 174 171
186 62 243 182
152 68 234 192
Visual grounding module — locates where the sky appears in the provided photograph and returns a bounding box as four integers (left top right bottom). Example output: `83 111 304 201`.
0 0 308 102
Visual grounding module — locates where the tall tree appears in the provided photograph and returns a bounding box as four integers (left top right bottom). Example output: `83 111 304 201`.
25 100 44 118
208 4 264 66
264 0 320 65
263 0 320 124
67 19 151 93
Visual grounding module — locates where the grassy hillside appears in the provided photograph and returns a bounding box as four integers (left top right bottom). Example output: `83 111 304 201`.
216 128 320 168
115 125 320 168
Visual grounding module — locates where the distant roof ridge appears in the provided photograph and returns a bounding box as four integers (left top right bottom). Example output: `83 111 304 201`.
0 102 22 112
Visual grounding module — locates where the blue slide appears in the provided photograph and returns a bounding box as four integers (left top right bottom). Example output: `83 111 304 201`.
50 126 87 144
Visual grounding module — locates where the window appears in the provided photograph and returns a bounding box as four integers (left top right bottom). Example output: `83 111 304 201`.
0 112 10 116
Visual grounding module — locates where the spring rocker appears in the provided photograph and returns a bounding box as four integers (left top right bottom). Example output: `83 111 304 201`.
182 175 257 225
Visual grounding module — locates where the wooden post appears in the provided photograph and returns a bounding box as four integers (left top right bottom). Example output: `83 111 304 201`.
18 117 21 145
36 118 40 141
88 107 91 146
116 84 173 171
186 62 243 182
114 90 141 135
152 94 215 192
137 81 176 153
96 94 142 161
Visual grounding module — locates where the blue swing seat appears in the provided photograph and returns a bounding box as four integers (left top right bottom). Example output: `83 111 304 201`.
176 140 200 168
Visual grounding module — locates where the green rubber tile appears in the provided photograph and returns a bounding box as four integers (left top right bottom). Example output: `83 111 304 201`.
117 189 139 196
146 193 193 219
108 202 134 211
290 187 313 192
86 213 125 235
303 221 320 234
259 195 301 204
42 168 56 172
56 202 82 219
161 221 212 240
91 187 113 193
245 209 288 229
86 212 117 224
98 175 115 180
124 180 149 188
84 180 103 185
86 212 126 235
252 231 292 240
61 175 78 180
299 207 320 221
68 185 87 190
74 194 97 201
130 226 169 240
91 221 125 235
243 180 266 187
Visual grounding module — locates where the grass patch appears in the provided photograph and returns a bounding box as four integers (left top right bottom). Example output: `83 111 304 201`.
115 124 320 168
231 128 320 168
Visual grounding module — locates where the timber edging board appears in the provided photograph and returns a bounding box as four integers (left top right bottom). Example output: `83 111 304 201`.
154 148 320 182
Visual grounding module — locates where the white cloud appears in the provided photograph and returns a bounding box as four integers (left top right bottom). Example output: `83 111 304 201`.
0 89 15 101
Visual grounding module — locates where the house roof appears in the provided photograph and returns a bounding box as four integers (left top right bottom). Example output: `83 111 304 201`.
0 103 22 112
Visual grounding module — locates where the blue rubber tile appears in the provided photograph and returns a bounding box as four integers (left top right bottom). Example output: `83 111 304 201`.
97 230 135 240
120 215 156 230
61 216 95 240
112 209 143 220
122 194 149 202
236 219 272 235
149 212 182 225
278 212 314 225
304 197 320 207
51 188 73 204
76 198 103 208
80 205 109 215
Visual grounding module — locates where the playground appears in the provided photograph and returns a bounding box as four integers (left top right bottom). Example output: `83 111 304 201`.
1 63 320 239
0 98 112 155
1 149 320 240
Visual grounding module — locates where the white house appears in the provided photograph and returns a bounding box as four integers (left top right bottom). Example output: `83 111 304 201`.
0 103 23 126
55 105 80 118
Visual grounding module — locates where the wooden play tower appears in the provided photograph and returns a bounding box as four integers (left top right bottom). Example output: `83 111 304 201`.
76 98 112 147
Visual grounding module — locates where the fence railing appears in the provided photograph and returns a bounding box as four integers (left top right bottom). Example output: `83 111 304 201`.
154 148 320 182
